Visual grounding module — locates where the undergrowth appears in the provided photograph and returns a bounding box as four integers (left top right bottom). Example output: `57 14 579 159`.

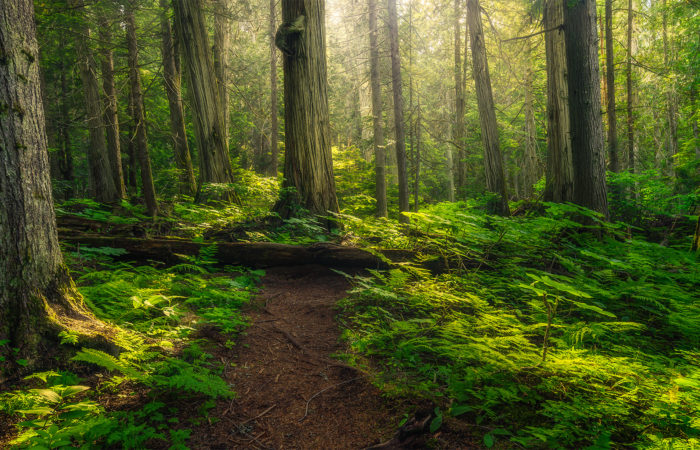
337 201 699 448
1 249 263 449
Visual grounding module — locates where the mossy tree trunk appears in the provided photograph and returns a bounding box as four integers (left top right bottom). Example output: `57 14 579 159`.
467 0 509 216
563 0 609 218
160 0 196 197
125 2 158 217
0 0 100 371
274 0 339 220
368 0 387 217
173 0 236 199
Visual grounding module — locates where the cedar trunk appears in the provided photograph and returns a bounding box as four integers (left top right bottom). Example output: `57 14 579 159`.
160 0 197 196
268 0 279 176
369 0 388 217
467 0 509 215
125 5 158 217
523 41 539 198
213 0 231 146
388 0 410 222
275 0 339 219
626 0 634 172
453 0 465 197
605 0 619 173
563 0 609 218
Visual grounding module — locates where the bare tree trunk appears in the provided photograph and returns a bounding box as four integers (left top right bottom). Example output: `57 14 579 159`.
453 0 465 197
467 0 509 215
160 0 196 196
70 0 119 203
274 0 339 221
58 62 74 198
268 0 279 176
563 0 609 218
126 89 138 193
97 14 126 199
662 0 678 176
523 41 538 197
388 0 410 222
173 0 236 198
213 0 231 146
369 0 388 217
125 4 158 217
626 0 635 173
0 0 99 369
605 0 619 173
543 0 574 202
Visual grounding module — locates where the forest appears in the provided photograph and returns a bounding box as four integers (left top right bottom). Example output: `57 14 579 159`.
0 0 698 448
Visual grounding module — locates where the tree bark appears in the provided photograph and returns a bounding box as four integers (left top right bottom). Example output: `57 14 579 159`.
213 0 231 146
58 61 74 198
543 0 574 202
369 0 388 217
388 0 410 222
173 0 236 198
97 13 126 199
563 0 609 218
605 0 619 173
453 0 465 197
467 0 509 215
662 0 678 176
69 0 119 204
0 0 100 369
414 100 421 211
523 41 539 197
125 3 158 217
160 0 197 196
274 1 339 220
626 0 634 172
268 0 279 176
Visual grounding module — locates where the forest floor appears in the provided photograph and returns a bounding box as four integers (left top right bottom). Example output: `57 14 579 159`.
186 265 473 449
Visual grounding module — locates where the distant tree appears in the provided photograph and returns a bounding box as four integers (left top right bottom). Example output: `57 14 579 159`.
563 0 609 218
274 0 339 220
604 0 619 173
452 0 464 200
626 0 635 172
388 0 410 222
125 1 158 217
173 0 236 199
368 0 388 217
213 0 232 145
159 0 197 196
0 0 107 367
268 0 279 176
467 0 509 215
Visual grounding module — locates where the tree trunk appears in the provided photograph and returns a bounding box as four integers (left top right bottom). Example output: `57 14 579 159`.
58 62 75 198
126 89 138 193
274 1 339 220
453 0 465 197
543 0 574 203
160 0 197 196
268 0 279 176
369 0 388 217
70 0 119 204
692 85 700 163
213 0 231 146
173 0 235 199
605 0 619 173
523 41 538 197
97 14 126 199
467 0 509 215
563 0 609 218
388 0 410 222
125 4 158 217
414 100 421 212
626 0 634 173
0 0 100 369
662 0 678 176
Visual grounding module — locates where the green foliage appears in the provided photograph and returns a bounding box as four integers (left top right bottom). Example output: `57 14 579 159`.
337 201 700 448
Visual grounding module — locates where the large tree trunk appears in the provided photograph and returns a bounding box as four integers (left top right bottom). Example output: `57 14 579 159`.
268 0 279 176
369 0 388 217
173 0 236 198
467 0 509 215
563 0 609 218
97 13 126 199
125 3 158 217
662 0 678 176
70 0 120 204
453 0 465 198
626 0 635 173
543 0 574 202
523 41 539 198
274 0 339 220
213 0 231 146
605 0 619 173
0 0 103 370
160 0 197 197
388 0 410 222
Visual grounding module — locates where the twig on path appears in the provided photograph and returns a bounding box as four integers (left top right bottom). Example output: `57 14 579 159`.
299 377 362 422
240 404 277 426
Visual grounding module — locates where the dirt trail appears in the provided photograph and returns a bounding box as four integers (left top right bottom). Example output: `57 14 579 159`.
188 265 402 449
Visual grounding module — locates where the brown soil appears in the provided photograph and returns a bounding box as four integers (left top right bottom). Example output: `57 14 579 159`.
187 265 403 449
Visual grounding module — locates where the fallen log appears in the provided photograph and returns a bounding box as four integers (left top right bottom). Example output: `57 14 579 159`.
59 234 431 270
